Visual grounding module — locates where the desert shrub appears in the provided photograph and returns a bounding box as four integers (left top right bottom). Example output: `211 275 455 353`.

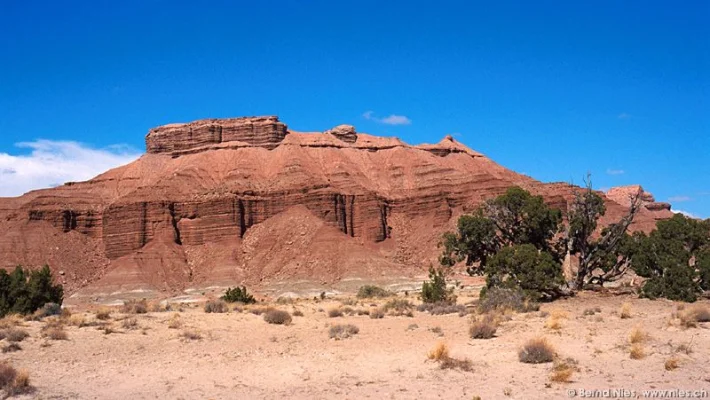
276 297 294 305
427 342 449 361
665 357 680 371
42 327 68 340
356 309 369 316
382 299 414 317
629 343 645 359
421 266 455 304
121 318 139 330
550 358 577 382
95 308 111 320
180 329 202 341
1 343 21 353
679 305 710 328
329 324 359 340
69 315 87 327
439 356 473 372
32 302 62 319
417 301 468 316
619 302 632 319
369 308 384 319
263 309 292 325
356 285 392 299
204 300 227 313
327 308 343 318
629 326 648 344
121 299 148 314
469 314 498 339
519 337 555 364
0 265 63 318
3 328 29 343
221 286 256 304
0 362 31 395
292 310 304 317
429 326 444 336
479 287 538 313
167 314 182 329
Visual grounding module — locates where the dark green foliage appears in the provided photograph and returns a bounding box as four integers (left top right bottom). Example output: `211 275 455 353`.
629 214 710 302
485 244 564 300
440 187 562 274
356 285 392 299
421 266 455 304
0 265 63 318
221 286 256 304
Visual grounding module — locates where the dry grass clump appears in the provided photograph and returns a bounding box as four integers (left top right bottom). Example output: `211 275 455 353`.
582 306 602 316
120 299 148 314
292 310 304 317
439 356 474 372
427 342 449 361
121 318 139 330
248 306 272 316
1 328 29 343
628 325 649 344
2 343 22 353
619 302 632 319
469 313 498 339
167 314 182 329
327 308 344 318
69 314 87 327
679 305 710 328
381 299 414 317
629 343 645 359
369 308 385 319
329 324 359 340
95 308 112 320
42 327 68 340
263 309 292 325
479 287 539 313
665 356 680 371
204 299 228 313
519 337 556 364
550 358 578 383
544 309 568 331
0 314 23 330
356 285 393 299
427 342 473 372
0 362 32 396
180 329 202 341
417 301 468 316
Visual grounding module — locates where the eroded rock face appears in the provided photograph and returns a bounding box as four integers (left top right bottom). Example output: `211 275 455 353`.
146 116 288 153
605 185 673 220
324 124 357 143
0 116 674 294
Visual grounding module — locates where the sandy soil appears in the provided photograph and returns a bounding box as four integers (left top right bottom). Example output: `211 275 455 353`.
3 291 709 399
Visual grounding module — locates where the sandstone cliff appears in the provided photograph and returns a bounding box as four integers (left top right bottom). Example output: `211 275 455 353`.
0 116 674 295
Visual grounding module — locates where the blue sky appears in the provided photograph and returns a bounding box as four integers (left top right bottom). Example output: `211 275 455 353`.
1 1 708 217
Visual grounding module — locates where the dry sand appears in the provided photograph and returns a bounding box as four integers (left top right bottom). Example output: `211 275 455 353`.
3 292 709 399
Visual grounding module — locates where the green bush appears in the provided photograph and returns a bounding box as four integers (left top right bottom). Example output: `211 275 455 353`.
484 244 563 300
221 286 256 304
421 266 455 304
0 265 63 318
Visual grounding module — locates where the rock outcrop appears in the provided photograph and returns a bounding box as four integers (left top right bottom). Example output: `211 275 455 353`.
0 116 675 296
605 185 673 221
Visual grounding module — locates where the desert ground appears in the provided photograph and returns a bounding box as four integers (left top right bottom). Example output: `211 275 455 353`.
3 288 709 400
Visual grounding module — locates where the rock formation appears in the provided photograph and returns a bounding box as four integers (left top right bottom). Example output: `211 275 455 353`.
0 116 675 296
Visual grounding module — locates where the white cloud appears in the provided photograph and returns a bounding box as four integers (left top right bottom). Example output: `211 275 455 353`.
672 209 700 219
617 112 631 120
0 140 141 197
606 168 625 175
379 115 412 125
668 195 691 202
362 111 412 125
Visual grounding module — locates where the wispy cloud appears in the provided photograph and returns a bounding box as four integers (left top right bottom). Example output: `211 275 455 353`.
617 112 632 120
668 196 692 202
606 168 625 175
362 111 412 126
0 140 141 197
673 209 700 219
